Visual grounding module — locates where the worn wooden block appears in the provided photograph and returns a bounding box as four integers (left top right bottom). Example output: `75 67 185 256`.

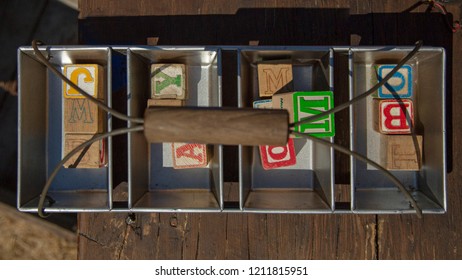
379 134 423 170
151 64 186 99
63 64 104 99
63 134 106 168
63 98 104 134
172 143 210 169
62 64 105 134
374 99 414 134
374 64 413 98
257 63 293 97
272 91 335 137
252 99 273 109
147 98 184 108
260 138 296 170
253 98 296 169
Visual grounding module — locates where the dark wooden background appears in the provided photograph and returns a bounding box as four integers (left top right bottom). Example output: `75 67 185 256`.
77 0 462 259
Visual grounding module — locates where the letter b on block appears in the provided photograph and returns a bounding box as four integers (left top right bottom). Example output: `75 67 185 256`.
378 99 414 134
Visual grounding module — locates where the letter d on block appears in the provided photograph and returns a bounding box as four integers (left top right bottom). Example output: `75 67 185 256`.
260 138 296 170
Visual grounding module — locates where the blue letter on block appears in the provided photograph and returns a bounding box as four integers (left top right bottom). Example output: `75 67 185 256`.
377 64 412 98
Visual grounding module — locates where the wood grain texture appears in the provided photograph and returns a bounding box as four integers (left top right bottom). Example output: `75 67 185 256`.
144 107 289 146
147 98 184 107
257 64 293 97
78 185 376 260
63 98 103 133
379 134 422 170
63 133 103 168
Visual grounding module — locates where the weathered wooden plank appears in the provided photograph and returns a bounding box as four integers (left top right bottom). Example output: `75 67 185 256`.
79 0 354 17
224 213 249 259
77 212 128 259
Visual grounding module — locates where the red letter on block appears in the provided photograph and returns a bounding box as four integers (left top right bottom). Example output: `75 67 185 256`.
379 99 413 134
260 138 296 170
172 143 208 169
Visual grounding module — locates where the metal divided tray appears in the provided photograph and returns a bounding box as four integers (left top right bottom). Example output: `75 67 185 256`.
349 47 446 214
126 47 222 211
17 45 447 214
238 47 334 213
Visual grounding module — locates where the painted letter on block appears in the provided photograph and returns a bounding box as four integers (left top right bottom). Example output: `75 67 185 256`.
254 98 297 169
172 143 209 169
293 91 335 137
63 64 103 99
376 64 413 98
272 91 335 138
63 134 106 168
379 134 423 170
377 99 414 134
260 138 296 170
64 98 103 133
257 64 293 97
151 64 186 99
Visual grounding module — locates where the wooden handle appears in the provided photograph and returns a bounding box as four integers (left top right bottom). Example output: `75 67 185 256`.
144 107 289 146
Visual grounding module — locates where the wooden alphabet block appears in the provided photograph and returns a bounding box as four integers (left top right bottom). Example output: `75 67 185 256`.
374 99 414 134
62 64 106 168
260 138 296 170
379 134 423 170
63 134 106 168
63 64 104 99
374 64 413 98
272 91 335 137
151 64 186 99
63 98 104 134
172 143 210 169
147 98 184 108
253 98 297 169
257 63 293 97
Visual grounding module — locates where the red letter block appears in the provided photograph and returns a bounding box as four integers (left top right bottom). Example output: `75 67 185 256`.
376 99 414 134
172 143 209 169
260 138 296 170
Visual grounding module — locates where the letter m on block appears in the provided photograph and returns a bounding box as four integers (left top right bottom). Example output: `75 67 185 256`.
69 99 94 124
263 68 290 95
293 91 335 137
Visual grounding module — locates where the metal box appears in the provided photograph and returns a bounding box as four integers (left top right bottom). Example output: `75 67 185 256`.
127 47 223 211
238 47 335 213
17 46 113 212
349 47 447 214
17 45 447 214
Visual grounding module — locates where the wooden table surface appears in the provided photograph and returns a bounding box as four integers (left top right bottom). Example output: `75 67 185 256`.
77 0 462 259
